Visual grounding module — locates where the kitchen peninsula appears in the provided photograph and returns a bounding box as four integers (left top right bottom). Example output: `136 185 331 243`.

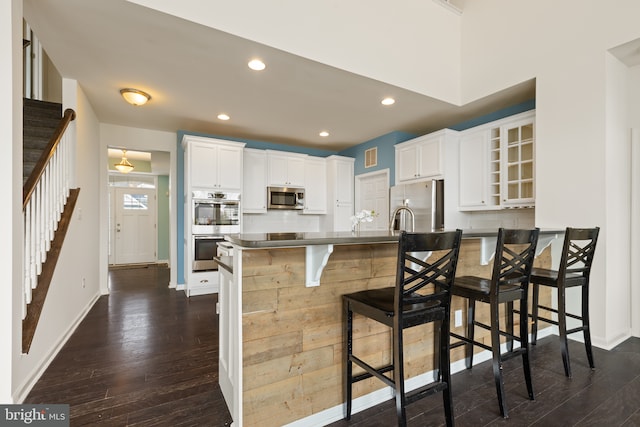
219 229 561 427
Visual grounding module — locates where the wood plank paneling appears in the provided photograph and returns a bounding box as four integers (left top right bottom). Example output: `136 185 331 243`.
240 241 552 426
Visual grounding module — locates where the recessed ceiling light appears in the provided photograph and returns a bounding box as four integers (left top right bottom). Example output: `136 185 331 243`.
381 97 395 106
319 131 329 137
248 59 266 71
217 113 230 121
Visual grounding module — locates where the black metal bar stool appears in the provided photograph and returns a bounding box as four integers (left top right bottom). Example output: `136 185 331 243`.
343 230 463 427
530 227 600 377
449 228 539 419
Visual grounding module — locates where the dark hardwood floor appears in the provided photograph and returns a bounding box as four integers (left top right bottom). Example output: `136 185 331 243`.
25 266 640 426
25 265 232 426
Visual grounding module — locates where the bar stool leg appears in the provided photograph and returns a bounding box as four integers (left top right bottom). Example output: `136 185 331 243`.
557 286 572 377
582 284 595 370
490 300 508 418
531 283 540 345
465 299 476 369
343 300 353 419
520 293 534 400
440 318 454 427
393 324 407 427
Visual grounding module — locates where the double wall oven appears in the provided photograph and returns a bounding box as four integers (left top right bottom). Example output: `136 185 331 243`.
192 190 239 272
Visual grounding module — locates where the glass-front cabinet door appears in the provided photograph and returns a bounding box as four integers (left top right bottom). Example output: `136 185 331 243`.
501 117 535 207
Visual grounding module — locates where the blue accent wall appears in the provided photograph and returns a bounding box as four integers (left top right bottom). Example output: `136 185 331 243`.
449 99 536 131
338 131 416 185
157 175 170 261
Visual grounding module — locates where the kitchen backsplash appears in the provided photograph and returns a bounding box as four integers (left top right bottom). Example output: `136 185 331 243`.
242 211 321 233
458 208 535 230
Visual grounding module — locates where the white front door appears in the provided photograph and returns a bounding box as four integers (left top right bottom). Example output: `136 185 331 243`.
113 187 157 264
355 170 390 231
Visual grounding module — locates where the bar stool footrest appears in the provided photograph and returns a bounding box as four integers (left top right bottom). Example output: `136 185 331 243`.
406 382 449 406
350 356 394 387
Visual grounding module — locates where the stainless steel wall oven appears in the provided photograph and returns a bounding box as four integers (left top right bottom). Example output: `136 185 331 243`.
192 190 240 235
191 190 240 272
193 235 224 272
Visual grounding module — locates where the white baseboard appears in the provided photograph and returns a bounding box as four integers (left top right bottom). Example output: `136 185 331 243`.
283 326 555 427
13 292 101 403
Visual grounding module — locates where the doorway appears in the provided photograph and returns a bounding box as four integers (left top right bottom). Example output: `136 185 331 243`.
354 169 390 231
109 186 157 265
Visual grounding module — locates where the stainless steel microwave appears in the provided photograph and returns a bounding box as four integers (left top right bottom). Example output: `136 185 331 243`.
267 186 305 210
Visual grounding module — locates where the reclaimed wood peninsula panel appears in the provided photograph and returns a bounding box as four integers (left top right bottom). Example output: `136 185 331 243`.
239 240 551 426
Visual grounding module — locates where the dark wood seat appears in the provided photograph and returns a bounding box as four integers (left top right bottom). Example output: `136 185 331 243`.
343 230 463 427
450 228 539 419
530 227 600 377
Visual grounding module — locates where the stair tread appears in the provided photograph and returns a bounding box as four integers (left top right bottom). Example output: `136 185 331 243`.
23 99 64 186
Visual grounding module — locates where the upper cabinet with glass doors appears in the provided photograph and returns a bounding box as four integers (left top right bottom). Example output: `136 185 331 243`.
501 114 535 207
458 111 535 211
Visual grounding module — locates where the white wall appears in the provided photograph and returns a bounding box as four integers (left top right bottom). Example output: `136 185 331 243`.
99 124 178 290
1 0 22 404
604 53 632 344
628 65 640 337
128 0 462 104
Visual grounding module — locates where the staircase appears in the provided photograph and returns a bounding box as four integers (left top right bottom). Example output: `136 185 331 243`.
22 98 78 354
23 98 63 185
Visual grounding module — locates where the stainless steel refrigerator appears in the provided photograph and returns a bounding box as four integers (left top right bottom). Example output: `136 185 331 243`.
389 179 444 232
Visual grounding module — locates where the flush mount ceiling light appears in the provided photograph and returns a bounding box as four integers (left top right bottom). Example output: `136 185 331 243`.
217 113 230 121
319 131 329 137
381 97 396 106
120 88 151 106
248 59 266 71
114 149 134 173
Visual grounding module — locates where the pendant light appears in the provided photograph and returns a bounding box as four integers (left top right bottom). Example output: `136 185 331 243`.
115 150 134 173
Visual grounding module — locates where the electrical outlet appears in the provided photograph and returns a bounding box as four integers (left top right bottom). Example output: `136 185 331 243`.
454 309 462 327
81 277 86 288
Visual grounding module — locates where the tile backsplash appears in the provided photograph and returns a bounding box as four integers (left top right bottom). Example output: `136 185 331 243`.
242 211 321 233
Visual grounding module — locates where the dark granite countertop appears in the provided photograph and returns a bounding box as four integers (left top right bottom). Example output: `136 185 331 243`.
224 229 564 249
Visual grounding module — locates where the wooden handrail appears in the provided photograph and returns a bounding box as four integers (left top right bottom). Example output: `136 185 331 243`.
22 108 76 210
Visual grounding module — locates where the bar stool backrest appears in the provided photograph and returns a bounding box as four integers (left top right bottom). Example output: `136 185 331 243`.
558 227 600 282
491 228 540 297
394 230 463 320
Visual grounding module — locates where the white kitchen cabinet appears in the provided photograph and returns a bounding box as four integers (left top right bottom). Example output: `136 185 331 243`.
324 155 354 231
242 149 267 213
458 128 493 210
303 156 327 214
395 131 447 184
217 258 240 425
457 111 535 211
267 151 306 187
183 135 244 191
182 135 245 296
187 270 219 296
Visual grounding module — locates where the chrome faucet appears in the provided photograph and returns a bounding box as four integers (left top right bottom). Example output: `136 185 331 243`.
389 205 415 232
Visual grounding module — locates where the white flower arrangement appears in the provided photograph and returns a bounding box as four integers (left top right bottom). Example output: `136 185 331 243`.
350 209 378 232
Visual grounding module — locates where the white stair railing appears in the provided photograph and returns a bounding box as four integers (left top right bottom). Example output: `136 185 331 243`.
22 109 75 319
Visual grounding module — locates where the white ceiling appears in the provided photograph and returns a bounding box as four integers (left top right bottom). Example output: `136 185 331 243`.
24 0 535 152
